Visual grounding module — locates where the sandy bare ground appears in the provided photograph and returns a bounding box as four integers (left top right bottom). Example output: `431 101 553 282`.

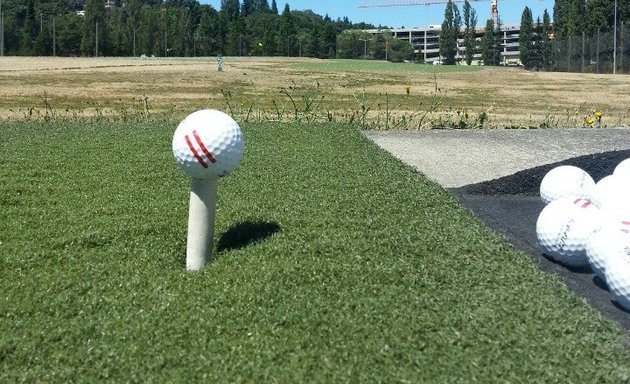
1 56 629 128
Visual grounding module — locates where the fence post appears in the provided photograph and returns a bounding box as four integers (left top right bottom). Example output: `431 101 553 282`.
567 38 572 72
596 28 600 73
619 20 624 72
582 31 585 73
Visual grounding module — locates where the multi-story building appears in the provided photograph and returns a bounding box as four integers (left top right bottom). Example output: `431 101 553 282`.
364 24 522 65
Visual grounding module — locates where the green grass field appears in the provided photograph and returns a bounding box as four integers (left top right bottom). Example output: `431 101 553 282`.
294 58 483 73
2 121 630 382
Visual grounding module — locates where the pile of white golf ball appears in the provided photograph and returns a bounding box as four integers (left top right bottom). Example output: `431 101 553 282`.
536 158 630 311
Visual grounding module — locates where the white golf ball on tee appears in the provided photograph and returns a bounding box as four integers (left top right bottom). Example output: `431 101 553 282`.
172 109 244 180
539 165 595 204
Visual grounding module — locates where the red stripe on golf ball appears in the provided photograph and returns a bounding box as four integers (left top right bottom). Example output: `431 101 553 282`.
185 134 209 168
572 198 591 209
193 130 217 164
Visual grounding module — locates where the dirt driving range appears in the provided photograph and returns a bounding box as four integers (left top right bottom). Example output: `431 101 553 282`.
1 56 630 128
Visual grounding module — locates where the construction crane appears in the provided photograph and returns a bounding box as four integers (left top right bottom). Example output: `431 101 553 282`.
358 0 501 26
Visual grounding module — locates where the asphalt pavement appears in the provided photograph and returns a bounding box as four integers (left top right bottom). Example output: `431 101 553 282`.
365 128 630 329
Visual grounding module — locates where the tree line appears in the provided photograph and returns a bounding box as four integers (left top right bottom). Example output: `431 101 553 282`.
553 0 629 39
0 0 376 57
3 0 628 72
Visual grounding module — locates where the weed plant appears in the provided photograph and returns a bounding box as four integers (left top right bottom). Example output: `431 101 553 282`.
4 77 616 129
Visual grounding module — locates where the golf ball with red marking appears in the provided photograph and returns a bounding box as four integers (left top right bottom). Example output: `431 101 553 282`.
539 165 595 204
536 197 602 267
172 110 244 179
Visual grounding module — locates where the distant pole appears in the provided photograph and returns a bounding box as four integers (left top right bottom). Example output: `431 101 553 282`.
165 31 167 57
132 17 136 57
53 17 56 56
581 31 585 73
619 20 625 71
40 11 43 32
96 21 99 57
596 28 600 73
0 0 4 57
613 0 617 74
359 38 368 59
0 11 3 57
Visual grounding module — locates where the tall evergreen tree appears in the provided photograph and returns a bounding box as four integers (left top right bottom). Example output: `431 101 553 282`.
481 18 496 65
462 0 477 65
440 0 461 65
519 6 534 69
270 0 278 15
279 3 294 56
541 9 554 70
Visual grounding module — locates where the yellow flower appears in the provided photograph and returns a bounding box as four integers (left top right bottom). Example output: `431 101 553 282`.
584 115 595 127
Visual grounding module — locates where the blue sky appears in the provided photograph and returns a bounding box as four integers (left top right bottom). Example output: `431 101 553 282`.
198 1 555 28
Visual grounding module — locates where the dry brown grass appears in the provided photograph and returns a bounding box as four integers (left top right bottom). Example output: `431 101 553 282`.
1 56 629 128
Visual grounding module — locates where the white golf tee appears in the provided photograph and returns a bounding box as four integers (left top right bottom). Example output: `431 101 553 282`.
186 177 218 271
